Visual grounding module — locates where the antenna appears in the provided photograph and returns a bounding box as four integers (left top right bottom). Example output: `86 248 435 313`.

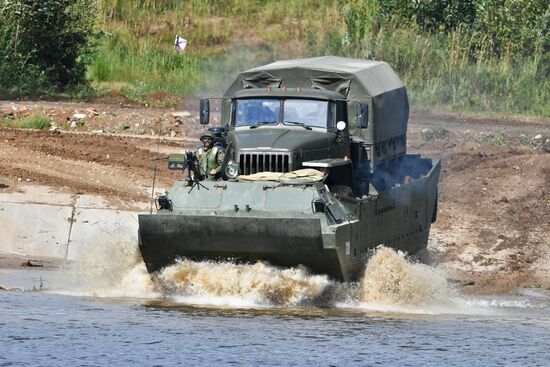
150 117 163 214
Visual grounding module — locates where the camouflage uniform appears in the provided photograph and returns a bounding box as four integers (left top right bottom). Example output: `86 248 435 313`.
197 143 225 180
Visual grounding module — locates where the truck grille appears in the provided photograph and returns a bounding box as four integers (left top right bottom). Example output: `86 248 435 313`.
239 153 291 175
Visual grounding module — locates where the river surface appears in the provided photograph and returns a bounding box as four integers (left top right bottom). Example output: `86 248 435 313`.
1 246 550 366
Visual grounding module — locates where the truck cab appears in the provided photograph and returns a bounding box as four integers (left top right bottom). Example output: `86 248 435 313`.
200 87 368 197
229 89 350 172
193 57 413 198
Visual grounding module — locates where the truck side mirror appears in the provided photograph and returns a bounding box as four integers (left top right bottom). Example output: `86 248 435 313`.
200 99 210 125
356 103 368 128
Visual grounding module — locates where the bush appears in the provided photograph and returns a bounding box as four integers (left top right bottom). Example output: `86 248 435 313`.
0 0 98 94
317 0 550 116
421 128 450 141
486 132 508 146
1 113 51 129
372 0 548 60
19 113 52 129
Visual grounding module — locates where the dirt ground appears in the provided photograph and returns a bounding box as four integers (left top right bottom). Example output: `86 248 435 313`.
1 100 549 294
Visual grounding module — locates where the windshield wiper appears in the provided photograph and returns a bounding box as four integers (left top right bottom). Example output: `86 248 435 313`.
285 121 312 130
249 121 276 129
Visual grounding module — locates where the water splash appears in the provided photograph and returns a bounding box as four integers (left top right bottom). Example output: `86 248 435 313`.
154 246 462 312
49 241 548 315
158 259 330 307
58 240 158 299
56 242 459 311
356 247 458 310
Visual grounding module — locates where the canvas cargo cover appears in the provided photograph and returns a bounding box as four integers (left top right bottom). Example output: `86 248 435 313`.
223 56 409 144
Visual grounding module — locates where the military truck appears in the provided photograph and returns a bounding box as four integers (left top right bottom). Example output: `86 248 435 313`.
138 56 440 282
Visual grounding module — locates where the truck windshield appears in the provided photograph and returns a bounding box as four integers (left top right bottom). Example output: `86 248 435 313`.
235 99 279 127
234 98 331 128
284 99 329 129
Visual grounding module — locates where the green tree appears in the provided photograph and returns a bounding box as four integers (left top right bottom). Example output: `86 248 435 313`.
0 0 97 94
472 0 549 58
376 0 476 32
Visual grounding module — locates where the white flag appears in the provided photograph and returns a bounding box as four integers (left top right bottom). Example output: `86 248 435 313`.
174 35 187 52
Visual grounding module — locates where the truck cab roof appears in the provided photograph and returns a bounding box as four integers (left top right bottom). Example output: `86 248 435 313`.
232 88 346 101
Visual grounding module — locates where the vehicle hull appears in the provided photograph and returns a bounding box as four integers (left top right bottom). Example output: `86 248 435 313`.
138 159 440 282
139 214 348 280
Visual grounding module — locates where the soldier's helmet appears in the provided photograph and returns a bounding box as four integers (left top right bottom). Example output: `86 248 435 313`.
200 130 216 141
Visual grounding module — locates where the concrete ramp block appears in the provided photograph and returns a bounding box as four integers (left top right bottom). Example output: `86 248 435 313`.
0 202 72 259
66 208 139 261
0 185 144 262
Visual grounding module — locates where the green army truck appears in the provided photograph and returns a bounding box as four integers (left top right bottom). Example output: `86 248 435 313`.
138 56 440 281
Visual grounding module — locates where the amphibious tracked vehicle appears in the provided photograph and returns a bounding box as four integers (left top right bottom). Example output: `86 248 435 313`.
138 56 440 281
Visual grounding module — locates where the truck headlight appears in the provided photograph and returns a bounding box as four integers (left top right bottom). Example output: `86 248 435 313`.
225 161 239 179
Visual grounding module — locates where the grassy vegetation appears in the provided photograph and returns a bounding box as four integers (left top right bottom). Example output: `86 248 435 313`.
2 0 548 117
87 0 548 117
1 113 52 130
421 128 450 142
309 1 550 117
89 0 341 104
486 132 509 146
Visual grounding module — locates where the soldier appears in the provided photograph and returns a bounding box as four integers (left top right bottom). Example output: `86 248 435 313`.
196 130 225 180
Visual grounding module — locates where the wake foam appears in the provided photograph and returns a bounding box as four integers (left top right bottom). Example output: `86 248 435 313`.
158 259 330 307
52 242 549 314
